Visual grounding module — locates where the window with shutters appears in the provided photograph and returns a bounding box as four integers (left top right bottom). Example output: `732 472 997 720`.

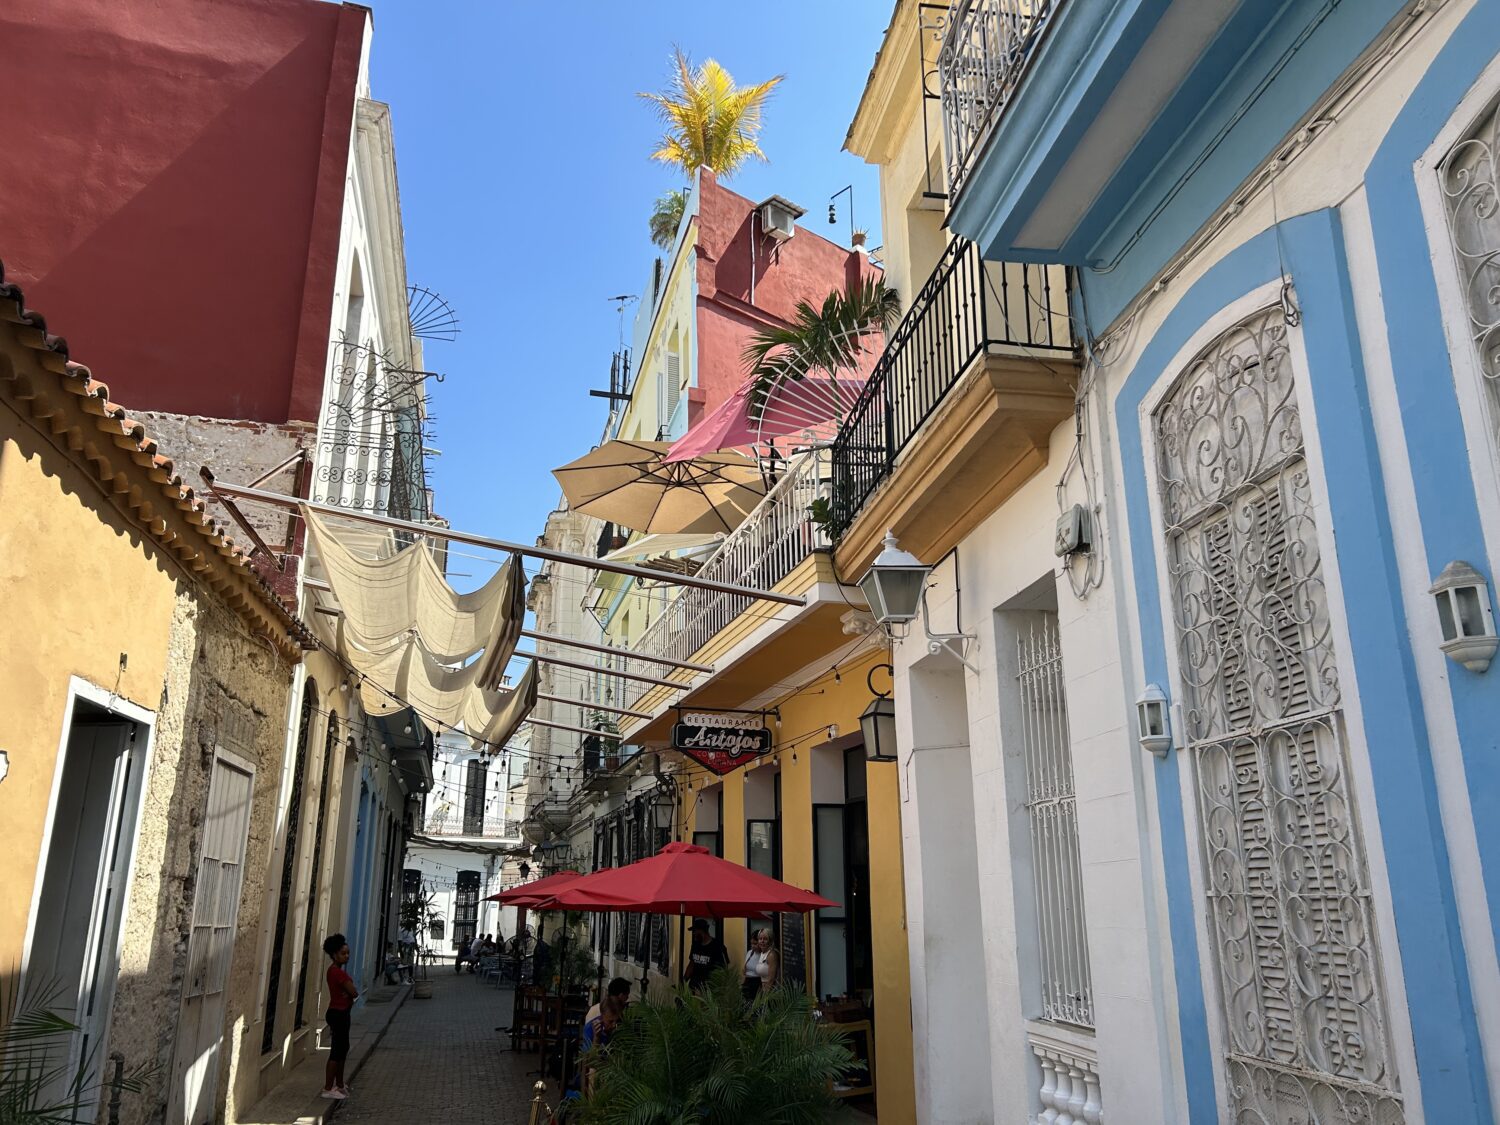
1440 96 1500 466
1153 308 1403 1122
463 758 487 835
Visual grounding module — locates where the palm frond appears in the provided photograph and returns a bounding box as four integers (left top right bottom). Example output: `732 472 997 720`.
639 49 783 178
648 190 689 251
742 278 901 419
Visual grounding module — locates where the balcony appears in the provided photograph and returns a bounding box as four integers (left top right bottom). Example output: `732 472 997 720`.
940 0 1059 205
421 809 514 840
828 237 1074 562
624 452 829 708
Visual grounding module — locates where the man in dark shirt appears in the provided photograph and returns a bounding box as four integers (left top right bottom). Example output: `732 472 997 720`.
683 919 728 992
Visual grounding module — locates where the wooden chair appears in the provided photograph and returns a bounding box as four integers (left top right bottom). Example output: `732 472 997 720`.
514 985 546 1052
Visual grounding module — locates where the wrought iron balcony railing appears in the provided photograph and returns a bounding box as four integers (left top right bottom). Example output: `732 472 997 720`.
422 810 514 839
940 0 1059 203
624 452 828 704
828 237 1072 537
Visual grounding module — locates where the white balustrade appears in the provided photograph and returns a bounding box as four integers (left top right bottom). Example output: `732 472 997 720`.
1029 1033 1102 1125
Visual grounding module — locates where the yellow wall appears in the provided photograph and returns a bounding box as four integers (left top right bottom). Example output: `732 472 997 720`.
0 410 180 968
679 649 917 1124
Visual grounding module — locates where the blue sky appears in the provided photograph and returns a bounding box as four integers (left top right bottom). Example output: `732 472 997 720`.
367 1 889 582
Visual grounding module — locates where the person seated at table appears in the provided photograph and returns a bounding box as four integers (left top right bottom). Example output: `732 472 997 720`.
742 927 779 1001
382 942 412 985
585 977 631 1025
570 996 623 1099
455 937 472 974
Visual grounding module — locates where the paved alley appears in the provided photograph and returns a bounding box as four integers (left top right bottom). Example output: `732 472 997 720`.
335 972 541 1125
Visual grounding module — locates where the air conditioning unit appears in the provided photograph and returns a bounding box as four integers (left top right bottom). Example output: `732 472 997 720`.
758 195 805 242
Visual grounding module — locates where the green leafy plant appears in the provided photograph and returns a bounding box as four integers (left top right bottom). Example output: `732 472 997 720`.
649 190 688 251
1 974 157 1125
639 50 783 178
579 968 853 1123
742 276 901 418
806 496 835 531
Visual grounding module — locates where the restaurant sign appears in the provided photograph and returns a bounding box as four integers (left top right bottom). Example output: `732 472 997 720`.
671 711 773 775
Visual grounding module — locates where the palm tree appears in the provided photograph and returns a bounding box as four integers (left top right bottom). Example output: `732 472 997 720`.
742 275 901 417
649 190 687 250
580 969 852 1123
639 49 783 178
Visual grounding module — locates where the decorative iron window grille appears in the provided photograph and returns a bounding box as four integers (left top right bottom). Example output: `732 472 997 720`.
261 683 317 1054
293 714 340 1028
1440 96 1500 466
1153 308 1403 1121
316 339 432 523
828 237 1071 538
1016 617 1093 1027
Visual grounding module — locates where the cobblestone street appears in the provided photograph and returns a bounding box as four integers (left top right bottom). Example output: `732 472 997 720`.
335 971 541 1125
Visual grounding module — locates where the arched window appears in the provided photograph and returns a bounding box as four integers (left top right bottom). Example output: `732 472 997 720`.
1152 309 1402 1121
1440 96 1500 452
261 680 318 1054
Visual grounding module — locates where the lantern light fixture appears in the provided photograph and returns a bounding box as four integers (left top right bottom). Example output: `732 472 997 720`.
860 663 898 763
1136 683 1172 757
652 786 677 833
1430 560 1498 673
858 532 931 626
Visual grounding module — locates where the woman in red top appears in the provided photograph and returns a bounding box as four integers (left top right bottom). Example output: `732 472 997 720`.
322 933 359 1099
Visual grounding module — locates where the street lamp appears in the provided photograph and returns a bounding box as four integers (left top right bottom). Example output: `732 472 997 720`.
858 532 931 627
860 664 898 762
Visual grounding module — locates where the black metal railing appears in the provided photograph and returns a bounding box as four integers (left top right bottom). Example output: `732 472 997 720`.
828 238 1072 537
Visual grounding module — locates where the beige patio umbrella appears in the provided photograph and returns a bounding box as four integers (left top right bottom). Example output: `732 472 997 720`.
552 439 766 535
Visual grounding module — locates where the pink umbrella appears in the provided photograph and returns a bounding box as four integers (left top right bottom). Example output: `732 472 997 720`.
665 374 868 462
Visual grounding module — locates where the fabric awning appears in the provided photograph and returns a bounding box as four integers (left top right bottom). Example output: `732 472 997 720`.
302 507 538 750
304 507 525 688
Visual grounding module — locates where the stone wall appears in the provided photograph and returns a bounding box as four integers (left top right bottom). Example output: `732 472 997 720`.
104 583 295 1125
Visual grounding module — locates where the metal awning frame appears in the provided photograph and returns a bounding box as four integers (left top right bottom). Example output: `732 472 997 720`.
206 479 806 606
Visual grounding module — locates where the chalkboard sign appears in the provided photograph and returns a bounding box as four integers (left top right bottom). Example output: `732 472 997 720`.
778 912 808 993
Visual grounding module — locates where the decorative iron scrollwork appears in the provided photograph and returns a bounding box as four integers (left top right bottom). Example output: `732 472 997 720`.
1153 308 1403 1122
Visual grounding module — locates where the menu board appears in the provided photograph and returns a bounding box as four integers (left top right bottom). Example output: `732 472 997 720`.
778 912 808 994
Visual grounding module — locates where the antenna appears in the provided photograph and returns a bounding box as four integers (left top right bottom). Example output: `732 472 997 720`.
590 295 639 405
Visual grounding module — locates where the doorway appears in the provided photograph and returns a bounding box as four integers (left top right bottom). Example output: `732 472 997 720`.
170 749 256 1125
23 683 152 1117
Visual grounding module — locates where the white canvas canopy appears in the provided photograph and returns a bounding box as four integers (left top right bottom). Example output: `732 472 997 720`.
303 507 535 747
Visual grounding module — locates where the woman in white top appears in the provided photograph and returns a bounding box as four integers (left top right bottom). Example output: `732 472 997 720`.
742 927 780 1001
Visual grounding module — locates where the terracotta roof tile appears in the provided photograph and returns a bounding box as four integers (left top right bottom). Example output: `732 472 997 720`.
0 257 312 658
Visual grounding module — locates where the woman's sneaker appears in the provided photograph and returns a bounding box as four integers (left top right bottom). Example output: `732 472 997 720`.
320 1088 347 1100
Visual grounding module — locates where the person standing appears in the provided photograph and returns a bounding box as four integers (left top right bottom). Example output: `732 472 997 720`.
321 933 358 1100
742 927 779 1001
683 919 728 992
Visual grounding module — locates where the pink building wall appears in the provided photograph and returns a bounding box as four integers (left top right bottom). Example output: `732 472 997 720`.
690 172 881 428
0 0 367 424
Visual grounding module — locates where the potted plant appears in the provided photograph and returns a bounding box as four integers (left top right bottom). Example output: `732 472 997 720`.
579 969 853 1122
398 890 441 998
1 975 159 1122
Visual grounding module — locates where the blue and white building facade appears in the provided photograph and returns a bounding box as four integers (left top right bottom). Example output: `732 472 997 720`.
854 0 1500 1120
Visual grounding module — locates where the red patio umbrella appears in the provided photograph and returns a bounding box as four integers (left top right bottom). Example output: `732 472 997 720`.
484 869 582 906
537 842 837 917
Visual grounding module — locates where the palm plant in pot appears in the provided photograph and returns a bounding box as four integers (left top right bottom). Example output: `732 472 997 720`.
398 889 442 998
579 968 854 1123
